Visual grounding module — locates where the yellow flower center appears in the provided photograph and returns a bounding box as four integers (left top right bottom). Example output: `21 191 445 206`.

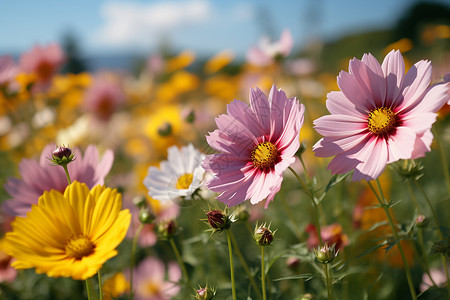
251 141 279 171
65 233 95 260
367 107 396 135
176 173 193 189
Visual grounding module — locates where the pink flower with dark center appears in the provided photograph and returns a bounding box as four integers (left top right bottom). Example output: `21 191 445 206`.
19 43 65 87
2 144 114 216
203 85 305 208
246 29 293 67
313 50 449 181
83 77 126 121
305 223 349 250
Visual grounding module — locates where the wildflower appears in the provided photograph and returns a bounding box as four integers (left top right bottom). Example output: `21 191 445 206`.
3 181 131 280
3 144 114 216
205 209 235 234
305 223 349 251
246 29 293 67
313 50 449 181
82 76 126 121
19 43 65 89
132 257 181 300
204 50 235 74
415 214 429 228
203 85 305 208
144 144 205 203
315 243 337 264
254 224 275 246
103 272 129 300
420 267 450 292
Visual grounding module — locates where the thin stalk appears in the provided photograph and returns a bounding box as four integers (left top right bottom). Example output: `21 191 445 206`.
229 230 263 300
129 223 144 300
86 278 98 300
261 246 267 300
169 238 190 285
225 230 237 300
367 180 417 300
86 280 93 300
323 263 334 300
98 270 103 300
289 166 323 245
406 182 422 214
62 165 72 185
432 126 450 193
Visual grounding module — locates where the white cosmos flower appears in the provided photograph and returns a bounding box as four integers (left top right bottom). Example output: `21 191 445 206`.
144 144 205 202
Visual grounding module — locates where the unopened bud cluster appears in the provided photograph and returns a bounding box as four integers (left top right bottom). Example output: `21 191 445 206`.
206 210 231 233
194 284 216 300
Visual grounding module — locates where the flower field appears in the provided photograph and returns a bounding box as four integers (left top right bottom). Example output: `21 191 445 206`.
0 3 449 300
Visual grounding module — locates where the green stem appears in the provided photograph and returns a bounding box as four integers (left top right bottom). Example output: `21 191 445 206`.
323 263 334 300
280 195 302 239
169 238 190 285
129 223 143 300
98 270 103 300
86 278 98 300
432 126 450 193
229 230 263 300
367 180 417 300
418 229 438 287
226 230 237 300
289 166 323 245
62 165 72 185
261 246 267 300
407 181 422 214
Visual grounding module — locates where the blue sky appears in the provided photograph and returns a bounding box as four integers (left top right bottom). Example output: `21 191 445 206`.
0 0 440 57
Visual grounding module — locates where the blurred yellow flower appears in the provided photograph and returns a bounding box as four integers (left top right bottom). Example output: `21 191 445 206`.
204 50 235 74
166 50 196 73
156 71 199 102
421 24 450 46
204 74 240 100
383 38 413 55
144 104 182 151
4 181 131 280
103 272 129 300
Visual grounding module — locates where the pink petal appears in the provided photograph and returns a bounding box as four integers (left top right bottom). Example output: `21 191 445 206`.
314 114 367 137
349 56 384 108
411 130 433 159
410 82 449 114
326 91 367 118
397 60 432 112
337 70 374 109
227 99 263 137
401 112 437 135
250 87 271 132
386 126 416 163
381 50 405 107
352 137 388 181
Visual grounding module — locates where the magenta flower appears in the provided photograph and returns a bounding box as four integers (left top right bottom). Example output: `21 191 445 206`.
19 43 65 88
203 85 305 208
313 50 449 181
3 144 114 216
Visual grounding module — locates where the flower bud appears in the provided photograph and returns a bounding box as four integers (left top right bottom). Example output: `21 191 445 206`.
315 243 337 264
415 214 429 228
194 285 216 300
157 122 172 136
49 145 75 166
206 210 230 232
254 224 275 246
139 208 155 224
391 159 424 181
157 220 177 239
300 293 314 300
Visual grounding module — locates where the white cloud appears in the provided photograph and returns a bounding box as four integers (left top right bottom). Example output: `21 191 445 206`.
93 0 212 49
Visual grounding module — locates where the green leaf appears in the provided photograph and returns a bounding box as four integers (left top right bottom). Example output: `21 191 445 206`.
273 274 318 282
324 172 351 193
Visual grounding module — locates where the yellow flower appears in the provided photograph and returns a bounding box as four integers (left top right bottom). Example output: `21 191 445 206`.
4 181 131 280
166 50 196 73
103 272 129 300
204 50 235 74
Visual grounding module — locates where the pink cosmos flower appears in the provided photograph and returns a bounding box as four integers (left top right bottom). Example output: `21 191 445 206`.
202 85 305 208
0 238 17 283
420 267 449 292
2 144 114 216
19 43 65 88
246 29 294 67
83 77 126 121
131 257 181 300
313 50 449 181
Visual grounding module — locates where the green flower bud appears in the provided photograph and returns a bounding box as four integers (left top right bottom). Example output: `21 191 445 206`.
315 243 337 264
254 224 275 246
194 284 216 300
157 220 177 239
206 210 231 232
49 145 75 166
